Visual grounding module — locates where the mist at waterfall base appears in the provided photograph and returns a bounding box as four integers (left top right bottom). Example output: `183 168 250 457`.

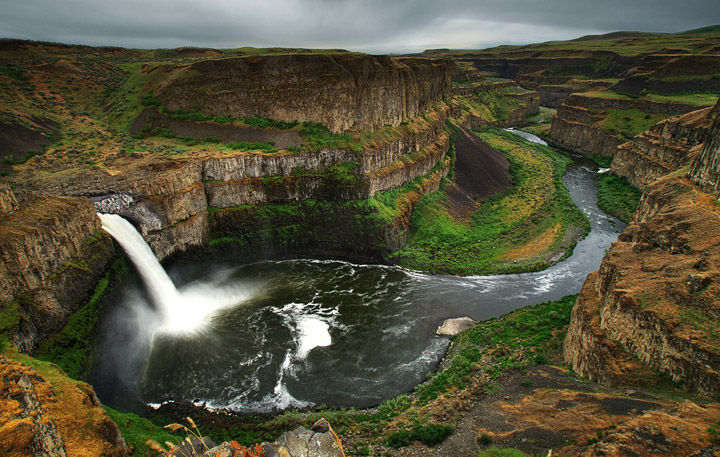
90 156 623 414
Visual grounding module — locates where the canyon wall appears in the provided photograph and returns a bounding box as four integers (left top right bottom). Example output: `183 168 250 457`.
612 105 715 190
156 54 455 133
564 99 720 397
0 190 115 352
106 105 451 261
549 93 703 156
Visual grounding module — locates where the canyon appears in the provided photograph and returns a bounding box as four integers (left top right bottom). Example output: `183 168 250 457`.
1 26 720 457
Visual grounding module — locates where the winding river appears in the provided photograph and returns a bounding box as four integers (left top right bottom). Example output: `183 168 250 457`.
90 131 624 413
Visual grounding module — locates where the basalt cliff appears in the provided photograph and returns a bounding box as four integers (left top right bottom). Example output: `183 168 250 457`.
156 54 454 133
564 98 720 398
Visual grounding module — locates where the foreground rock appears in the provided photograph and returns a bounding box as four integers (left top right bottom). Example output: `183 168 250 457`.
0 356 128 457
436 317 476 336
166 418 345 457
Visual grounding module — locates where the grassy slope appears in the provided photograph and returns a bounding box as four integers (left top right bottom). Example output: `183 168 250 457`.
596 173 642 223
395 127 588 275
433 26 720 58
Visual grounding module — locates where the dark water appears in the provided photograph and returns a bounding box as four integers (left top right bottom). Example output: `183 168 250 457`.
91 136 624 413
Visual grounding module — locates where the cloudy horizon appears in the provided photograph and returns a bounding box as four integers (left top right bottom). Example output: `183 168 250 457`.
2 0 719 53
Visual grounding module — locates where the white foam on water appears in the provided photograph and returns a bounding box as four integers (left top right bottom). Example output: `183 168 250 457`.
99 213 254 336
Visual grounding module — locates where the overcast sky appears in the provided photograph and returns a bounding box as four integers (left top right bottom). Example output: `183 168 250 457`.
2 0 719 53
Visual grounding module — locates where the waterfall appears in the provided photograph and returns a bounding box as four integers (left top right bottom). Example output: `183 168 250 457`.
98 214 180 315
98 213 251 335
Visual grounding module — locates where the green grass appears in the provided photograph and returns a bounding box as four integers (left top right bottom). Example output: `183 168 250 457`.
596 174 642 223
35 257 128 379
105 406 182 456
415 295 577 403
395 127 588 275
386 424 454 448
601 108 672 140
299 122 362 152
460 89 527 123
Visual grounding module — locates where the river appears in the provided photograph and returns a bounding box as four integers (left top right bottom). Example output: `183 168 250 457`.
90 131 624 413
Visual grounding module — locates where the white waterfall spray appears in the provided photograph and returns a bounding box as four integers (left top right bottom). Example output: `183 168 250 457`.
99 213 250 335
98 214 180 314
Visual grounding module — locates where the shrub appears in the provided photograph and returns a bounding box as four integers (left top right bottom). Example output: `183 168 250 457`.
141 91 162 107
477 433 493 446
386 424 453 448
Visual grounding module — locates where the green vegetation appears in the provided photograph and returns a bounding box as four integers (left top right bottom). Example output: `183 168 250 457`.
299 122 362 152
597 174 642 223
386 424 454 448
105 407 182 456
395 127 588 275
416 295 576 403
585 90 720 107
459 89 528 123
35 257 128 379
141 91 162 107
226 141 277 153
600 108 672 140
166 109 299 130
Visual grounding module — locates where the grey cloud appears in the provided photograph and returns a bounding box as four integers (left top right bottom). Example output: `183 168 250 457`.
1 0 718 52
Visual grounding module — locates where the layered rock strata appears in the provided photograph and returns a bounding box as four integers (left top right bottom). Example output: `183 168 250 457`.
0 190 115 352
565 99 720 397
612 105 715 190
102 106 451 260
550 93 704 156
156 54 454 133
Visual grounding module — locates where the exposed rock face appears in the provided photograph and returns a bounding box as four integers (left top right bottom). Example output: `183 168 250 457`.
173 418 345 457
0 356 128 457
612 105 715 190
565 99 720 398
92 106 451 262
0 185 19 215
0 194 115 352
549 93 704 156
687 100 720 196
157 54 454 133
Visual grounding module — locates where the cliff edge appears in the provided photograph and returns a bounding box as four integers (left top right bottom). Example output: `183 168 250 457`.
565 98 720 397
156 54 454 133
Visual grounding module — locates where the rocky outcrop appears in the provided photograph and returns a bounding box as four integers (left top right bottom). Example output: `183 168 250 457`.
156 54 454 133
95 106 452 261
612 105 715 190
0 356 128 457
167 418 345 457
549 93 705 156
565 98 720 398
687 100 720 196
0 193 115 352
0 185 19 214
